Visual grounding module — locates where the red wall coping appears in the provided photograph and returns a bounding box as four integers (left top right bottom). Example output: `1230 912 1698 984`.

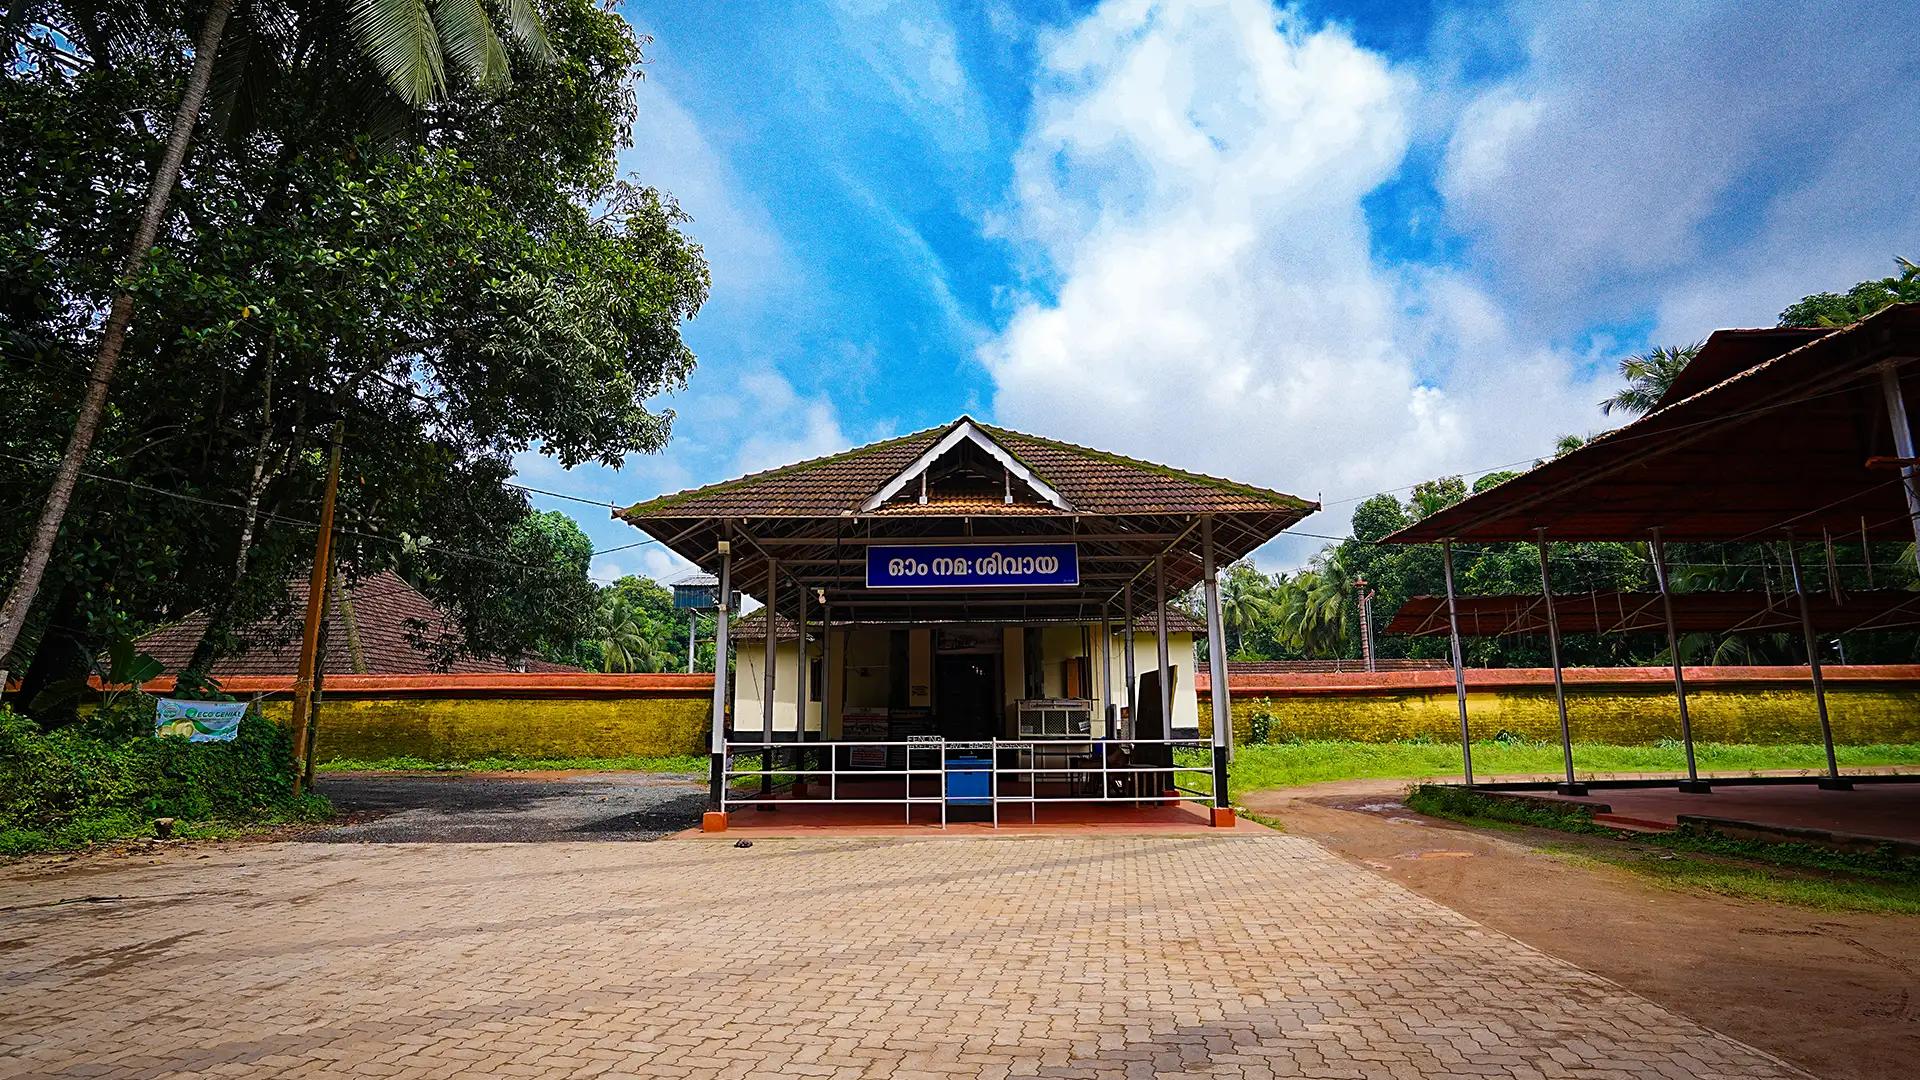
1197 664 1920 697
94 672 717 698
71 665 1920 700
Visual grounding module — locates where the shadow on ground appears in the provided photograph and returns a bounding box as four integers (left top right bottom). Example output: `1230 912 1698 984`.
312 772 706 843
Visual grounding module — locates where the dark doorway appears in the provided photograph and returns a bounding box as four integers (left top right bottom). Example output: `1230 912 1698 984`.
936 654 999 741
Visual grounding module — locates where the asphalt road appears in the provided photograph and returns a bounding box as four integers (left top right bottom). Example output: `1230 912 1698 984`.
311 771 707 843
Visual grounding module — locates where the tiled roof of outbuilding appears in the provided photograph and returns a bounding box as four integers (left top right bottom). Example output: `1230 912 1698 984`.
137 571 581 677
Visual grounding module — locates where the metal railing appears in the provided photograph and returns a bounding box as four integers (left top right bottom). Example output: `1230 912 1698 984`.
720 736 1217 828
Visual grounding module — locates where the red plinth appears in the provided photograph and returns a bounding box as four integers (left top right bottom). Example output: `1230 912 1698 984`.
1210 807 1236 828
701 811 730 833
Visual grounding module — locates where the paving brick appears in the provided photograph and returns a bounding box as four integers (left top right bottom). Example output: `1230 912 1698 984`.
0 835 1803 1078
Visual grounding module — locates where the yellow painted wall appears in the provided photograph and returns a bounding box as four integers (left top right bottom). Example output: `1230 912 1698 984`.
1199 685 1920 745
260 695 711 763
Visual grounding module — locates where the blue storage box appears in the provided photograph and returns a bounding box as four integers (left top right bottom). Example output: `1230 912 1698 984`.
945 756 992 806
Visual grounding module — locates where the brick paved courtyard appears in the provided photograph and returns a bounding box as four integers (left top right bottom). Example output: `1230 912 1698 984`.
0 834 1800 1079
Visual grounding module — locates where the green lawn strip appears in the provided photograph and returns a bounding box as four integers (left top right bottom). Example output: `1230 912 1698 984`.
316 753 707 774
1406 783 1920 915
1544 845 1920 916
1226 740 1920 793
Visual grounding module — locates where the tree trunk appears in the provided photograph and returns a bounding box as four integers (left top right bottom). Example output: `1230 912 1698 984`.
182 337 280 680
0 0 238 664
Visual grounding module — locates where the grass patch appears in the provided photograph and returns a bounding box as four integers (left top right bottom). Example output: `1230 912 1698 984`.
1225 739 1920 793
1549 846 1920 916
1407 783 1920 915
317 753 707 774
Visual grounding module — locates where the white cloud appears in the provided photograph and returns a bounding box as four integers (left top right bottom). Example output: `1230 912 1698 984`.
829 0 994 160
623 82 792 295
980 0 1613 558
726 369 859 475
1438 0 1920 329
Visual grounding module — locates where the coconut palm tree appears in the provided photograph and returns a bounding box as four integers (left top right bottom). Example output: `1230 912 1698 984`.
1216 562 1282 656
589 595 650 673
1599 342 1702 417
0 0 554 663
1276 548 1357 658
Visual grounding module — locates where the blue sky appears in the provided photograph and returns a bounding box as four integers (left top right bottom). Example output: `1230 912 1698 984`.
515 0 1920 585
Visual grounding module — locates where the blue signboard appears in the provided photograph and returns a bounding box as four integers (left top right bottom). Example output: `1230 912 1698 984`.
866 543 1080 589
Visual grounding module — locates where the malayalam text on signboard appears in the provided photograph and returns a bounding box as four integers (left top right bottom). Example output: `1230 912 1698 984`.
866 543 1080 589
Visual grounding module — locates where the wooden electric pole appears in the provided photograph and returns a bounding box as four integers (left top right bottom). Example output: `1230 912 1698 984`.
289 421 342 796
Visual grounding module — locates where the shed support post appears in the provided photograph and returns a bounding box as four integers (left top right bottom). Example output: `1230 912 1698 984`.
1122 583 1138 738
1201 518 1232 813
1535 531 1585 796
1099 612 1114 735
1649 529 1708 793
760 558 777 807
1878 364 1920 575
687 610 697 674
1154 554 1172 745
1441 540 1473 788
793 583 809 795
822 602 835 762
1786 539 1850 790
708 540 733 814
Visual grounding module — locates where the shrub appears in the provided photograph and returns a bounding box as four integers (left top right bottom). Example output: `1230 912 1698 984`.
1247 700 1274 745
0 704 327 854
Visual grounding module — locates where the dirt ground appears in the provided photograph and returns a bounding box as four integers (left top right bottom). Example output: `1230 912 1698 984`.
1243 780 1919 1080
311 770 706 842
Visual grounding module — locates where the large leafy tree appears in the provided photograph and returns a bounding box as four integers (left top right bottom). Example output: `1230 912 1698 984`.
1779 257 1920 328
0 0 561 664
1 0 708 708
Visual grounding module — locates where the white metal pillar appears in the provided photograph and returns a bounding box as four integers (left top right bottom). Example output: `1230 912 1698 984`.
1122 583 1138 737
1786 538 1850 790
1535 531 1585 796
1879 364 1920 575
794 580 810 737
1099 612 1113 734
1201 519 1232 807
687 610 697 674
1441 540 1473 787
1649 529 1709 793
1154 554 1172 735
759 558 777 804
708 539 733 809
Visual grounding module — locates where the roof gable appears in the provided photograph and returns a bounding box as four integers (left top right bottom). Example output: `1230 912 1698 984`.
858 418 1072 512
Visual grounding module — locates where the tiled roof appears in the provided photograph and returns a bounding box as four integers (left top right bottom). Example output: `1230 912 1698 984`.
730 607 1206 642
620 417 1312 519
136 570 582 677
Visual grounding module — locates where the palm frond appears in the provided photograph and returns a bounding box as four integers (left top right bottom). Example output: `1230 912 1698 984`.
499 0 556 63
431 0 509 88
349 0 446 106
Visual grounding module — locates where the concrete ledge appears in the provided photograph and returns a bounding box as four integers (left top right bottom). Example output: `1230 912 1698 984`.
1676 814 1920 858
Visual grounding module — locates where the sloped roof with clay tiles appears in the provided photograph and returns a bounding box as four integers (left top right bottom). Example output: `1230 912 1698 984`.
619 417 1312 519
616 417 1316 626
